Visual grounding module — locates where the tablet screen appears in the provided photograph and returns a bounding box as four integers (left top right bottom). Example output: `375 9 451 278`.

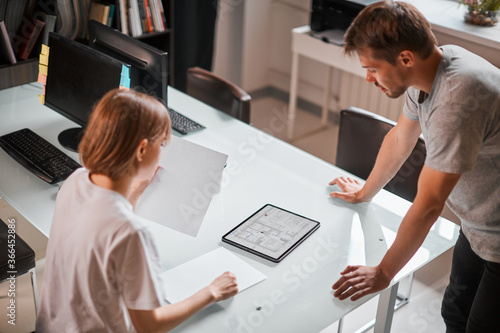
222 204 320 262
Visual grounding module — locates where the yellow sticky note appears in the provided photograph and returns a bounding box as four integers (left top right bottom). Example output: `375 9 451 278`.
39 64 47 76
37 73 47 85
39 53 48 66
41 44 50 56
38 94 45 105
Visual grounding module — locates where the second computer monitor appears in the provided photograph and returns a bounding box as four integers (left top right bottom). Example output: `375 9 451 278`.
88 20 168 104
45 32 130 152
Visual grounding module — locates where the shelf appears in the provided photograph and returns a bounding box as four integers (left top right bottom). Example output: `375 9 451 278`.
0 58 38 90
135 29 172 40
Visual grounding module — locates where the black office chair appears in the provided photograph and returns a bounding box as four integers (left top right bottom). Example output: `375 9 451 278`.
335 106 426 314
336 106 426 202
186 67 252 124
0 218 39 314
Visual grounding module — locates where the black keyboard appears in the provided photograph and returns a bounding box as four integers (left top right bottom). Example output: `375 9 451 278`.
0 128 81 184
168 108 205 135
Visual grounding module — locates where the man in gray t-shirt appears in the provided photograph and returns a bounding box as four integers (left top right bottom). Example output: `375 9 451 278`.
404 45 500 263
327 2 500 332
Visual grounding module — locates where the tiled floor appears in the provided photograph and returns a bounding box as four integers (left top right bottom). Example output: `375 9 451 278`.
1 94 455 332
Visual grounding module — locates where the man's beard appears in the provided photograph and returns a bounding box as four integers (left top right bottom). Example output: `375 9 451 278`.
376 82 407 99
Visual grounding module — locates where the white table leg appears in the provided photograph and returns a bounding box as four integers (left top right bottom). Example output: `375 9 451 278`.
321 66 333 125
374 283 399 333
287 51 299 140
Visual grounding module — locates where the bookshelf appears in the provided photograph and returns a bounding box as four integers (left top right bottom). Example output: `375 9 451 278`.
0 0 174 89
135 0 174 85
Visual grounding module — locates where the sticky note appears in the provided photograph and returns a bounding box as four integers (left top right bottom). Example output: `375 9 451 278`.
39 53 48 66
119 65 131 88
38 94 45 105
120 76 131 89
41 44 50 56
119 86 130 90
121 64 130 78
37 73 47 85
39 64 47 76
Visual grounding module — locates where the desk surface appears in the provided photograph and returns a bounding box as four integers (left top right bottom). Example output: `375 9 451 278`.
0 83 459 332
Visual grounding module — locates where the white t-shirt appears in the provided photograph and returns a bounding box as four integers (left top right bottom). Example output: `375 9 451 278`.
36 168 166 332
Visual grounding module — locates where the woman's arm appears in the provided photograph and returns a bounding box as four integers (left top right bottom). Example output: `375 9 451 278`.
128 271 238 333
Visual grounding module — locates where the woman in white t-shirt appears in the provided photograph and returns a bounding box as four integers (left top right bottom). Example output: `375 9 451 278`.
36 89 238 332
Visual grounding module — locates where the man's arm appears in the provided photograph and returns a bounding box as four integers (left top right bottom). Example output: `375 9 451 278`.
332 166 461 301
128 271 238 333
330 113 422 202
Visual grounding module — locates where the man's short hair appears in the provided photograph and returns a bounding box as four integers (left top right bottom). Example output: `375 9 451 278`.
344 1 438 64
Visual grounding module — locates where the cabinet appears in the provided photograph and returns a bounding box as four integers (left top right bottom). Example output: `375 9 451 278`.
0 0 174 89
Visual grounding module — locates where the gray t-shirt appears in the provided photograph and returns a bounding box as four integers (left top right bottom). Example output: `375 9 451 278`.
403 45 500 263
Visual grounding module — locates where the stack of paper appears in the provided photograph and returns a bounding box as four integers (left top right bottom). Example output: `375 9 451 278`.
161 248 267 304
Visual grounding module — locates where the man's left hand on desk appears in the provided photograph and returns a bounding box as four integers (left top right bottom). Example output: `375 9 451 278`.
329 176 367 203
332 265 391 301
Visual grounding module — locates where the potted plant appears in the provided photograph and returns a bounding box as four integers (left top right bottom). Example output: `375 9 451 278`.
460 0 500 26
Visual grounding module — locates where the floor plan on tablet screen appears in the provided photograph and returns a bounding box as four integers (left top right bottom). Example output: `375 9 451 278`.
224 205 319 259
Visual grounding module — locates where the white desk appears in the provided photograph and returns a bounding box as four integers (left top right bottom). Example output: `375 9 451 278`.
287 25 364 140
0 83 459 332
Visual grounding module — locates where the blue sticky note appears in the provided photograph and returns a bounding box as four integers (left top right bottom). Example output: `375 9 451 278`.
120 65 131 88
121 64 130 78
120 76 131 89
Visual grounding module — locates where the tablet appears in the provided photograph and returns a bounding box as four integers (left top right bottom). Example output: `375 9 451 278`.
222 204 320 263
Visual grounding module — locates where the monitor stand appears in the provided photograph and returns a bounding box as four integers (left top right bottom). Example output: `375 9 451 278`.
58 127 84 152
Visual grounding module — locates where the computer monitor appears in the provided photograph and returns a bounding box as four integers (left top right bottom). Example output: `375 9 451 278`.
45 32 130 151
88 20 168 104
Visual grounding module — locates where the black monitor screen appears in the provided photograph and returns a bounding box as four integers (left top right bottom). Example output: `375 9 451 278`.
45 32 129 151
88 20 168 104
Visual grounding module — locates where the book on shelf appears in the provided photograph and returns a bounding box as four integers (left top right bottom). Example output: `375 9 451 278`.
0 21 16 65
129 0 142 37
117 0 129 35
38 12 57 45
117 0 167 37
3 0 30 36
89 1 115 27
15 18 45 60
107 4 116 26
143 0 153 33
137 0 148 33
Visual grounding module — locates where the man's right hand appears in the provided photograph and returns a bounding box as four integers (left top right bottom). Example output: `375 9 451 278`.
208 271 238 301
329 177 370 203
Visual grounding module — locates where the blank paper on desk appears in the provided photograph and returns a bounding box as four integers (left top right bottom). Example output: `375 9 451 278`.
135 135 228 236
161 247 267 304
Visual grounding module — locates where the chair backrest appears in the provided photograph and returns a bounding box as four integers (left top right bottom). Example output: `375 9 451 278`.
0 218 35 281
186 67 252 124
336 107 426 202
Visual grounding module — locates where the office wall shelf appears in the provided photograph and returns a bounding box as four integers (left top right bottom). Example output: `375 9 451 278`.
0 0 174 90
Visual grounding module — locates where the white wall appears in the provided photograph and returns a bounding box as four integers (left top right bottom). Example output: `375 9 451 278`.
213 0 274 92
213 0 346 110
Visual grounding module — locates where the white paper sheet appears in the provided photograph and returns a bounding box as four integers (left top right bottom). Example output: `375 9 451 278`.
161 247 267 304
135 135 228 236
